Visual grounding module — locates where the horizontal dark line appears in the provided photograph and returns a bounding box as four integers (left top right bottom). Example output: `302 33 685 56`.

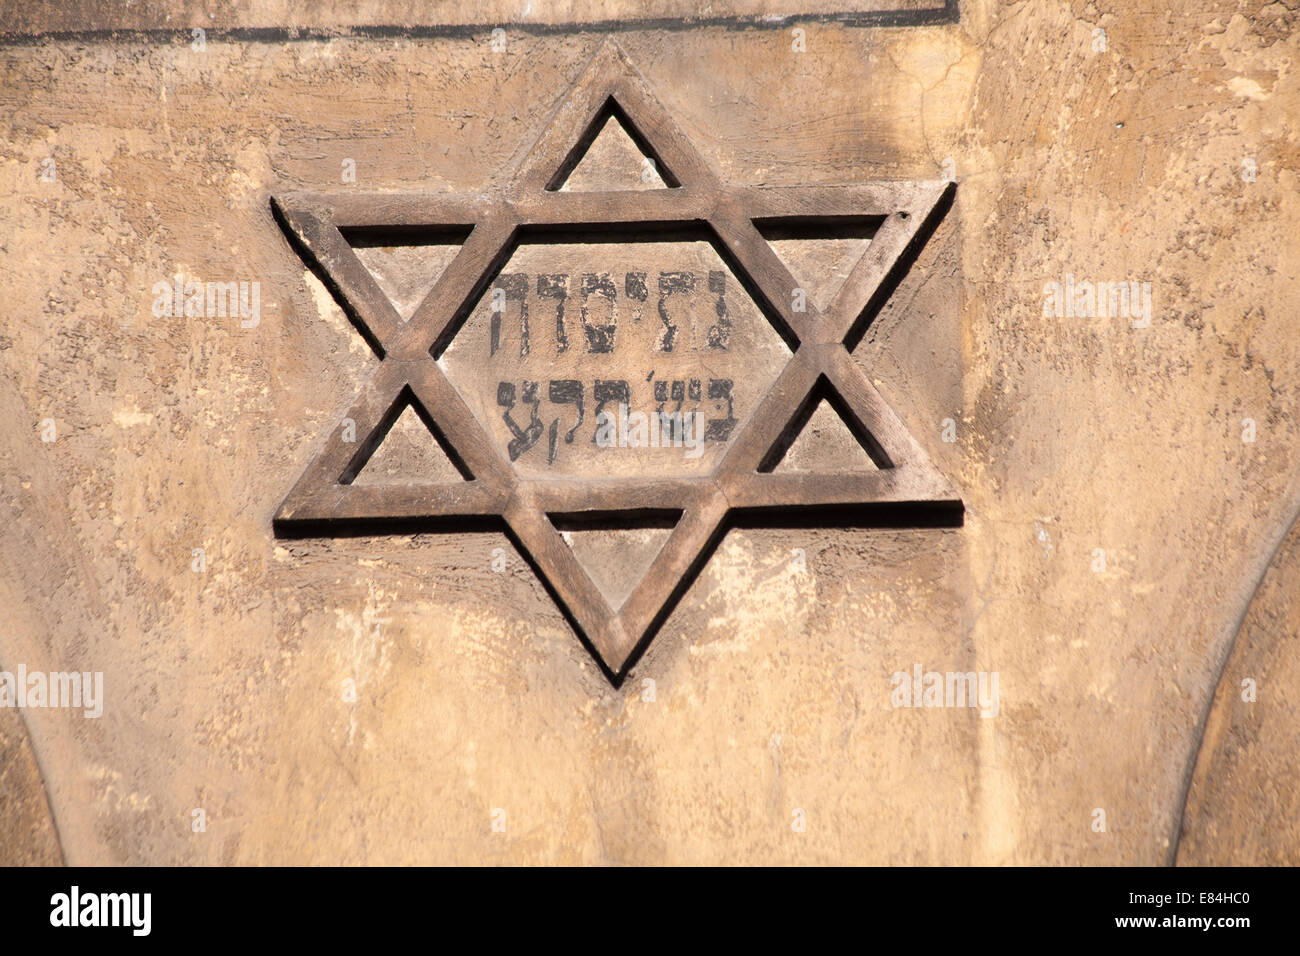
729 500 965 529
549 509 683 531
0 4 958 46
272 514 507 538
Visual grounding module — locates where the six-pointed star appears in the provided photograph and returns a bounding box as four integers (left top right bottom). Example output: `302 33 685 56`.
271 40 961 686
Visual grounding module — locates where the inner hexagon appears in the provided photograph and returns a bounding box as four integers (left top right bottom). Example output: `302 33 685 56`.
440 232 792 478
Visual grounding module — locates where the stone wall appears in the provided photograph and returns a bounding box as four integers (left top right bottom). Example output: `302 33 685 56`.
1 0 1296 864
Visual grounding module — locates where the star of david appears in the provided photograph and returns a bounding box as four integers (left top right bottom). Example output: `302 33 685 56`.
272 40 961 686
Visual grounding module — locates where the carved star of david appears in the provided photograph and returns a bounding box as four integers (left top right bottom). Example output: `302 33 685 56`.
272 40 960 686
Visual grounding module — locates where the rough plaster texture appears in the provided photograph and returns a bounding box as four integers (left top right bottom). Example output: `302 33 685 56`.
1 0 1297 865
1177 509 1300 865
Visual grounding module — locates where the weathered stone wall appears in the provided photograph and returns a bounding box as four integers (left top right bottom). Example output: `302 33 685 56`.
1 0 1297 864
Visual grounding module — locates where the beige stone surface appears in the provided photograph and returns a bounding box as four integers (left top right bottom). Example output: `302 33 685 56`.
0 1 949 34
0 708 63 865
1177 509 1300 865
0 1 1297 864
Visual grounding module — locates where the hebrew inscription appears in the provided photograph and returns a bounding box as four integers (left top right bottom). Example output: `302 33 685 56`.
441 240 790 477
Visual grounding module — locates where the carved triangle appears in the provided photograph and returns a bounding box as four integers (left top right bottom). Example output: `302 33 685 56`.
274 375 503 530
510 39 715 196
758 375 891 473
550 511 680 612
825 180 954 348
551 100 675 192
769 397 881 474
349 388 473 485
271 196 403 358
737 361 958 509
343 225 471 322
753 217 880 313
